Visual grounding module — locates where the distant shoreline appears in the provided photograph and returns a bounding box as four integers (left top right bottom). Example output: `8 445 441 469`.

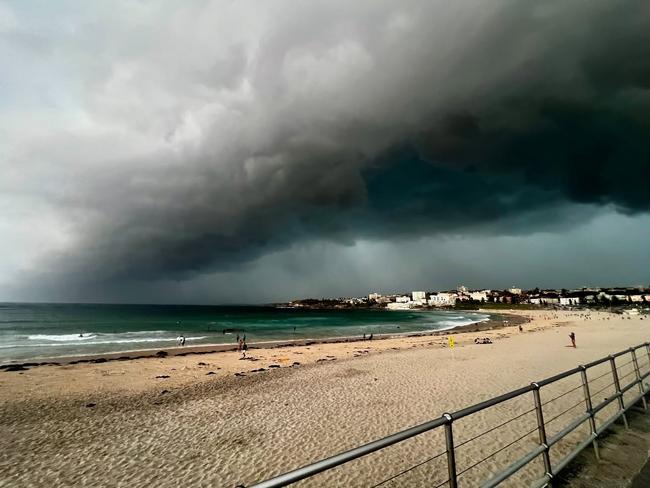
0 311 526 369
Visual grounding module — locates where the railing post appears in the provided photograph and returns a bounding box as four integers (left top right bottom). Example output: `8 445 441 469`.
609 355 629 429
631 348 648 410
646 343 650 387
532 383 553 482
579 366 600 460
443 413 458 488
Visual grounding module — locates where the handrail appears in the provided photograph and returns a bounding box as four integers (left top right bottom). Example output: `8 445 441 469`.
250 341 650 488
536 366 582 387
452 384 533 420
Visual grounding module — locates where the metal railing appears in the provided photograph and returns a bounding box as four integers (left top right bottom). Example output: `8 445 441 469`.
249 342 650 487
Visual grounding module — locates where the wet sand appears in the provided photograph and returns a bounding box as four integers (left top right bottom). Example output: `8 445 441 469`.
1 310 648 487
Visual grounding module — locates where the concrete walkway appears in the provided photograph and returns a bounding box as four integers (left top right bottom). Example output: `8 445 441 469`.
557 405 650 488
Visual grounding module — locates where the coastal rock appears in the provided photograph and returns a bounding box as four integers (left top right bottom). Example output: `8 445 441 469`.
268 364 280 368
2 365 29 372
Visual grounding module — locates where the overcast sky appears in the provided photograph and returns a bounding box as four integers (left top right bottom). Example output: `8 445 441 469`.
1 1 649 304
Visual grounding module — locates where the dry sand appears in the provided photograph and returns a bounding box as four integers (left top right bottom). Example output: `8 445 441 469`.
1 310 648 487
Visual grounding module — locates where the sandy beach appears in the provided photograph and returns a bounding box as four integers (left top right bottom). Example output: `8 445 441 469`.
1 310 648 487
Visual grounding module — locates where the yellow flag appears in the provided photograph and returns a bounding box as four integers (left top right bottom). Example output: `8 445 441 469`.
449 337 455 348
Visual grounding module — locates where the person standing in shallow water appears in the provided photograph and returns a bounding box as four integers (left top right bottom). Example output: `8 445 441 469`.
569 332 576 348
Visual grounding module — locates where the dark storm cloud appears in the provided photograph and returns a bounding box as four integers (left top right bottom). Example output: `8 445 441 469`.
3 0 650 296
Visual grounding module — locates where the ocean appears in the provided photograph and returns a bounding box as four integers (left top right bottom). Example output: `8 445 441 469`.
0 303 490 363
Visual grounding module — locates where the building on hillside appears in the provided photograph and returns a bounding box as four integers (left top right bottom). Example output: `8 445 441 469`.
559 297 579 306
368 293 381 301
387 302 413 310
396 295 411 303
539 293 560 305
428 292 457 307
457 285 468 294
469 290 489 302
412 291 427 301
509 287 522 295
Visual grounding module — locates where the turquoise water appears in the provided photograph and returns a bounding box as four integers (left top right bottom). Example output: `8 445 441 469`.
0 303 489 362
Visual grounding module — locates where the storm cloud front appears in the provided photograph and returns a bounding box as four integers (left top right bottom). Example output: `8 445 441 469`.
1 0 650 302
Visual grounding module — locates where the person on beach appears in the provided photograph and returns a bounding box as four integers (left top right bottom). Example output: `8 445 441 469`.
368 334 373 340
236 333 240 342
241 341 248 358
238 339 243 352
180 335 186 346
518 325 523 332
569 332 576 348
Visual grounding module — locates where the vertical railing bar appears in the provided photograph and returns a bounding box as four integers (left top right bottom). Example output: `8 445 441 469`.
580 365 600 460
645 343 650 384
531 383 553 482
609 355 629 429
443 413 458 488
631 348 648 410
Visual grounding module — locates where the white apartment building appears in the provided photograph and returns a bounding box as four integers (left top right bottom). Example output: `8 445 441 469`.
469 290 489 301
396 295 411 303
541 297 560 304
428 293 457 307
368 293 381 301
412 291 427 301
